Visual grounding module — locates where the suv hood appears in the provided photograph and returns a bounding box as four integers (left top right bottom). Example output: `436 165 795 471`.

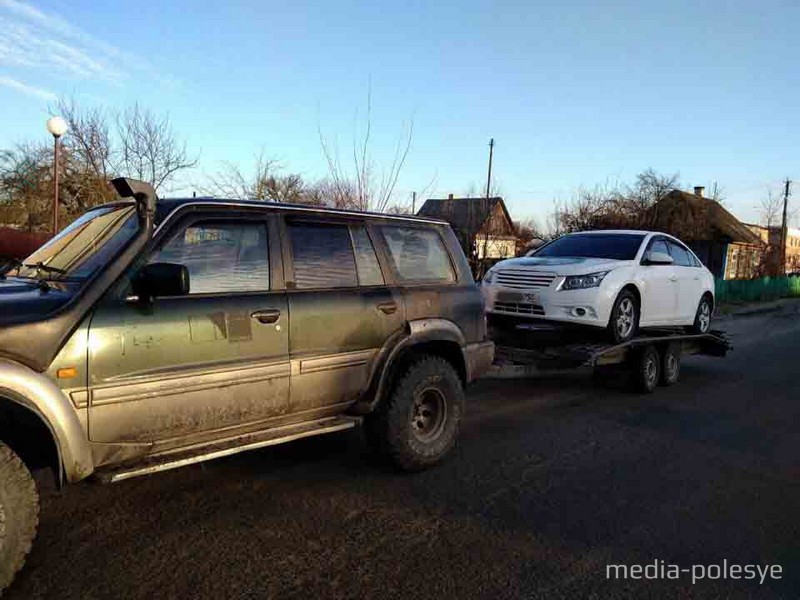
492 256 632 276
0 277 77 326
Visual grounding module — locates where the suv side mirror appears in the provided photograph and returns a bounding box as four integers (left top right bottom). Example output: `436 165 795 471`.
644 251 674 266
133 262 189 300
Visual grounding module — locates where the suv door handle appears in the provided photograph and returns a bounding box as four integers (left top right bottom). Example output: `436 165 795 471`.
377 301 398 315
251 309 281 324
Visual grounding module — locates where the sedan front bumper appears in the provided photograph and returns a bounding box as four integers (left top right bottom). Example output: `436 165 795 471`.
481 283 615 329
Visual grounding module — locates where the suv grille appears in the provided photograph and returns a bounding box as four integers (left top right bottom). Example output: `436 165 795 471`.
495 270 556 289
494 301 545 316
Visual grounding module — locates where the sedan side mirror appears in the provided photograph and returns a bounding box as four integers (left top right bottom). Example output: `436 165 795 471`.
133 262 189 300
644 251 674 266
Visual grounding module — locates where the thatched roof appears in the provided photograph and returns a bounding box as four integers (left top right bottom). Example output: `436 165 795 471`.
653 190 761 245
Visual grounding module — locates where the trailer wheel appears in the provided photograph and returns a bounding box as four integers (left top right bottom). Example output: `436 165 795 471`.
631 345 660 393
660 343 681 386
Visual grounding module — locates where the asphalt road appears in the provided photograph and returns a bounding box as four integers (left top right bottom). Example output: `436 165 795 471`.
8 302 800 599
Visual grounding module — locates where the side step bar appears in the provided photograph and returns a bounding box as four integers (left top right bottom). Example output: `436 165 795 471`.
95 416 361 484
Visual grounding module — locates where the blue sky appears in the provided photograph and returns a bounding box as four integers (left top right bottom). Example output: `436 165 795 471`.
1 0 798 225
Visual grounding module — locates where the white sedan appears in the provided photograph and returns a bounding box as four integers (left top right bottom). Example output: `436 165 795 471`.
481 230 715 342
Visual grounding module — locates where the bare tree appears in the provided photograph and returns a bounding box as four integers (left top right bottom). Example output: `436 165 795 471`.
513 217 546 254
0 144 52 232
205 152 283 200
116 103 197 191
553 169 681 233
56 97 114 180
709 181 725 203
760 188 782 229
623 168 680 228
319 88 413 212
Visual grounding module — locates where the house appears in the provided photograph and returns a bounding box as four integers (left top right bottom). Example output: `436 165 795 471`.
651 186 763 280
417 195 518 260
744 223 800 275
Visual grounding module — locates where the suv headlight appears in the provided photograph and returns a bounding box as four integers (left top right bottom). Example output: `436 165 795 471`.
560 271 609 291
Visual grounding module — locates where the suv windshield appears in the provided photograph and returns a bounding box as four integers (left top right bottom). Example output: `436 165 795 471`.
531 233 645 260
13 205 138 281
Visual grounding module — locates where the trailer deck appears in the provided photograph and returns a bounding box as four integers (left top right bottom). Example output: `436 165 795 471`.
488 323 731 392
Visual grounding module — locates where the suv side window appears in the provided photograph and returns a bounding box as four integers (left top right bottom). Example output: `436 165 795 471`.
289 223 358 289
380 225 455 282
350 226 384 286
667 241 694 267
149 220 269 294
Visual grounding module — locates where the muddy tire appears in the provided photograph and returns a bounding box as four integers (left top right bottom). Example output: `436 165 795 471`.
0 442 39 594
365 356 464 472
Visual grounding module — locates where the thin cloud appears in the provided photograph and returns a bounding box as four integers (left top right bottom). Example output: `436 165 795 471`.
0 75 56 101
0 0 173 97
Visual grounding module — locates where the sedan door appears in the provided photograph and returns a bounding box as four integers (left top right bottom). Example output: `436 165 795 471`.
639 237 680 325
87 214 291 445
667 239 705 322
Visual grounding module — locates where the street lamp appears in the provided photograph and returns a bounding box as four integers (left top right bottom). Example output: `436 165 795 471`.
46 116 68 235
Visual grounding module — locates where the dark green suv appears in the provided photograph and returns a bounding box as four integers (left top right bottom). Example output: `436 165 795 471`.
0 178 494 591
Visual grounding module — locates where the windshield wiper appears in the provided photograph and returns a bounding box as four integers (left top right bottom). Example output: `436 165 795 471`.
24 262 68 276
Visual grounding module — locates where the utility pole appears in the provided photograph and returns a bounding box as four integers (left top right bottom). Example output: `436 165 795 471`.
479 138 495 274
412 191 416 214
485 138 495 200
780 178 792 274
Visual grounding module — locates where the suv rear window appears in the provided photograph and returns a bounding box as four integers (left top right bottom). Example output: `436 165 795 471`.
289 223 358 289
380 226 455 282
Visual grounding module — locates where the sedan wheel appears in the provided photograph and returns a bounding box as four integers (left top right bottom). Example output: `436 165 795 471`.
692 297 712 334
607 290 639 343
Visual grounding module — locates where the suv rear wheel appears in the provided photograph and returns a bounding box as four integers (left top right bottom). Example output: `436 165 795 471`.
365 356 464 471
0 442 39 593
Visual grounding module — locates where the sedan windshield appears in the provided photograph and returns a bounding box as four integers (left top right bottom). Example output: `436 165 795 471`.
531 233 646 260
13 205 138 281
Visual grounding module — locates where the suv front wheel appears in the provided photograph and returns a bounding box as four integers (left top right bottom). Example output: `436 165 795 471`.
0 442 39 594
365 356 464 472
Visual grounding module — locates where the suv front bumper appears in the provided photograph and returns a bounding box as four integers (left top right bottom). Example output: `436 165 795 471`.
464 341 495 382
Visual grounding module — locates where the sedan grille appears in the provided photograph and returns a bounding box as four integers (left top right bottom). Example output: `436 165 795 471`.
493 302 545 316
494 269 556 289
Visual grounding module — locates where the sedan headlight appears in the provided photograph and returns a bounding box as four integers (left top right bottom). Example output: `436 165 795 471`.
482 269 496 284
560 271 609 291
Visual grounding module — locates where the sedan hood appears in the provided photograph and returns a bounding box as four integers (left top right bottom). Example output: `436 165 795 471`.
493 256 633 276
0 277 77 326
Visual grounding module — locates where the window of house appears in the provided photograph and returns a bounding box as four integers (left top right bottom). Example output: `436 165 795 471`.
289 223 358 289
380 226 455 282
150 220 270 294
350 226 384 286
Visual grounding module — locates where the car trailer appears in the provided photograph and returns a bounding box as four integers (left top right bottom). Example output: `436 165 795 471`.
488 322 731 393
